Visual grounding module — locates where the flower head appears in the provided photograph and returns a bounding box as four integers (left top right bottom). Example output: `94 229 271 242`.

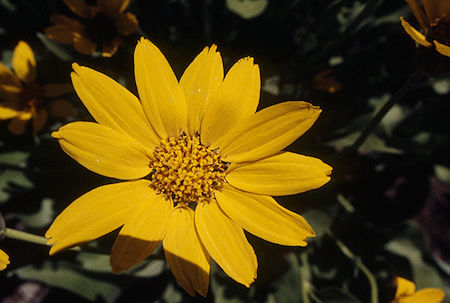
0 248 10 271
45 0 138 57
0 41 74 135
401 0 450 57
47 38 332 296
391 277 445 303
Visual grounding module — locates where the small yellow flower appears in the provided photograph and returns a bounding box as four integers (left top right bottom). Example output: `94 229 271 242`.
391 277 445 303
45 0 138 57
0 41 75 135
47 38 332 296
0 248 10 271
401 0 450 57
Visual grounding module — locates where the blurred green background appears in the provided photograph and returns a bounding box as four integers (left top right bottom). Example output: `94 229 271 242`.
0 0 449 302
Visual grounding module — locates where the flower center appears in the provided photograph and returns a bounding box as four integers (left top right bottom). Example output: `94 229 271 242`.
429 15 450 46
85 12 117 46
20 83 43 115
149 133 228 205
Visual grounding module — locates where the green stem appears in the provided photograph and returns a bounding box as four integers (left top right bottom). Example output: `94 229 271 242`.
300 253 312 303
335 238 378 303
344 69 423 155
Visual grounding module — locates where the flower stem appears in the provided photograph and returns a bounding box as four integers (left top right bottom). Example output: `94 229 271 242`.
344 69 423 154
4 228 53 247
335 238 378 303
300 253 312 303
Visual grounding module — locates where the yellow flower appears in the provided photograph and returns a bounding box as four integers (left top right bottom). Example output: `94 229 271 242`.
0 248 10 271
391 277 445 303
45 0 138 57
0 41 75 135
47 38 332 296
401 0 450 57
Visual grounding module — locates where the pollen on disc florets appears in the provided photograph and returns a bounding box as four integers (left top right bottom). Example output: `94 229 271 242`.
149 132 228 205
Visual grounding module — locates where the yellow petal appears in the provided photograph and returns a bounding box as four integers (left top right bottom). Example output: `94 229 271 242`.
0 249 10 271
63 0 89 17
101 37 122 58
216 184 315 246
0 62 21 88
134 38 187 138
32 109 48 135
12 41 36 84
201 57 260 147
179 45 224 134
46 180 151 254
73 36 97 55
395 277 416 297
110 191 172 273
227 152 332 196
409 288 445 303
98 0 130 19
434 40 450 57
116 12 138 35
400 17 432 47
220 101 321 163
405 0 428 29
0 103 21 120
71 63 159 149
163 206 210 297
52 121 151 179
45 25 77 44
48 99 76 118
195 199 257 287
43 83 73 98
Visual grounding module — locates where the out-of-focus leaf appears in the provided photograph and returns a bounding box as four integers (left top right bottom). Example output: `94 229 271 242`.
327 132 403 154
0 170 33 202
303 205 337 238
37 32 71 62
161 283 183 303
76 252 111 273
226 0 268 19
267 252 302 303
0 151 29 167
13 198 54 228
385 224 444 290
431 77 450 95
9 261 121 302
0 0 16 12
434 165 450 182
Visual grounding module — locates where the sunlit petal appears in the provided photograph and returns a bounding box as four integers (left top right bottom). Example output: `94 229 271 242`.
195 199 257 287
12 41 36 84
400 17 432 47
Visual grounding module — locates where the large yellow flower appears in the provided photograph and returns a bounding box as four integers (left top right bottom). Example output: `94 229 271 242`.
0 41 74 135
0 249 10 271
401 0 450 57
391 277 445 303
47 38 332 296
45 0 138 57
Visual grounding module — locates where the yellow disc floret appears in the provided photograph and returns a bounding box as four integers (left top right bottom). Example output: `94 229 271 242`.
149 132 227 205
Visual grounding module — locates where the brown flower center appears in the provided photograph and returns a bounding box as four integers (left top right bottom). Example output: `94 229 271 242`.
429 15 450 46
149 133 228 205
19 83 44 114
85 12 117 46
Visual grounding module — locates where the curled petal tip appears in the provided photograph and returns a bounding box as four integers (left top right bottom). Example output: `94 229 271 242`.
51 131 61 139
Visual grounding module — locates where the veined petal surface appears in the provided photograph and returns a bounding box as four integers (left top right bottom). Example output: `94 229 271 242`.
227 152 332 196
201 57 260 147
46 180 151 254
216 184 315 246
163 206 210 297
195 199 257 287
180 45 223 134
110 192 172 273
220 101 321 163
52 122 151 180
134 38 187 138
12 41 36 84
71 64 159 149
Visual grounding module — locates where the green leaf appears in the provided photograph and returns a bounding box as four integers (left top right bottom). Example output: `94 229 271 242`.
226 0 268 19
267 252 302 303
0 151 29 166
13 198 55 228
9 261 121 302
0 170 33 202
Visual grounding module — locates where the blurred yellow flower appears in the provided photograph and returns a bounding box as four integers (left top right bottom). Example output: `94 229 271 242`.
401 0 450 57
391 277 445 303
45 0 138 57
47 38 332 296
0 41 75 135
0 249 10 271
